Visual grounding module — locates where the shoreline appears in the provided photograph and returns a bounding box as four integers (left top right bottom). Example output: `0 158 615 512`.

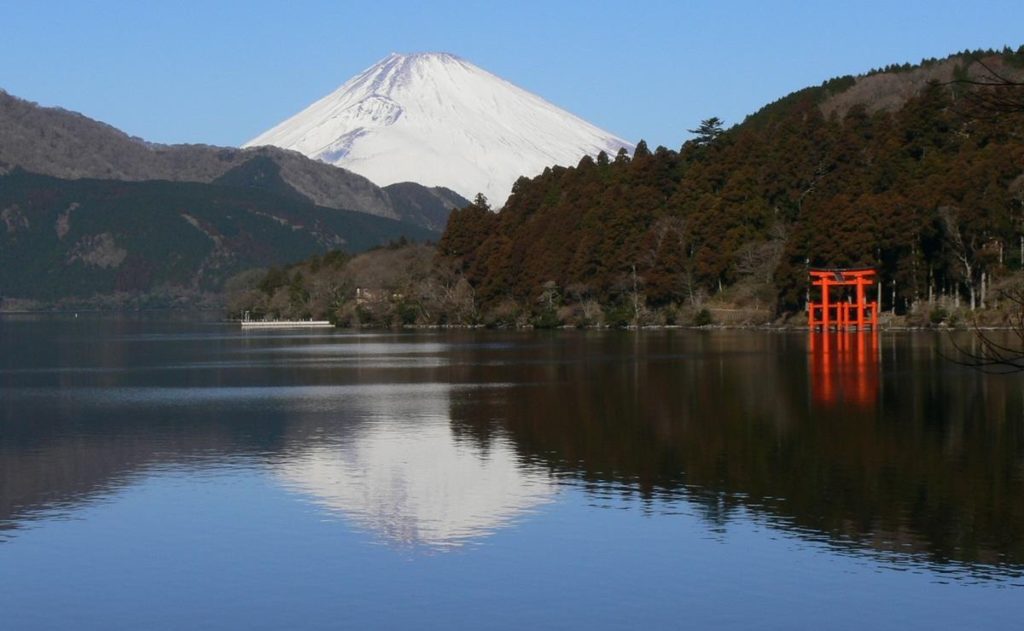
3 308 1018 333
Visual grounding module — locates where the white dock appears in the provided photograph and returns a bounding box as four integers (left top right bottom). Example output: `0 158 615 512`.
240 320 333 329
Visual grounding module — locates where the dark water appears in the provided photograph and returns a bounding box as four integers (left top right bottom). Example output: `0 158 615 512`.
2 316 1023 629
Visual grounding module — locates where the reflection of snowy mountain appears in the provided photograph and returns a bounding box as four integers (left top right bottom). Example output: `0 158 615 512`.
274 385 554 549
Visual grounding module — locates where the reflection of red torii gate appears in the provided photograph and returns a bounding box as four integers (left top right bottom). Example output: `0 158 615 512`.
808 268 879 331
809 332 880 407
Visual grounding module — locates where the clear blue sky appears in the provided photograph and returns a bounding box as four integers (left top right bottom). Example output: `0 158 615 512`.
1 1 1021 148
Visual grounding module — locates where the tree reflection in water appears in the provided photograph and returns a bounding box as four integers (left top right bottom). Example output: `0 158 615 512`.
447 332 1024 576
2 325 1022 581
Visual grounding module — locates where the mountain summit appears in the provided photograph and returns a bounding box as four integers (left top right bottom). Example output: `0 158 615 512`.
244 52 634 205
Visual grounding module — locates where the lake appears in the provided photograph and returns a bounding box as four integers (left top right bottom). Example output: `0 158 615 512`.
2 316 1023 629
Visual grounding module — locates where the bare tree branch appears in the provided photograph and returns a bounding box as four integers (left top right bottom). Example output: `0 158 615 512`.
946 287 1024 372
947 57 1024 116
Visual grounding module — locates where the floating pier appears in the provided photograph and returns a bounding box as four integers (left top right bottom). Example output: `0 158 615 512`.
239 319 333 329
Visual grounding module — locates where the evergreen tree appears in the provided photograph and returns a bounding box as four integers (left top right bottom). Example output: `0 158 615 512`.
472 193 491 211
688 117 725 146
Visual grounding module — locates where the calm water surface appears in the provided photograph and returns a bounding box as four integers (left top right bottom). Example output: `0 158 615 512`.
1 316 1023 629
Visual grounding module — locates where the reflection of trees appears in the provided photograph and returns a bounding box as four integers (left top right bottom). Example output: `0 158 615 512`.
6 325 1024 574
950 291 1024 372
0 397 293 533
448 332 1024 570
0 319 315 533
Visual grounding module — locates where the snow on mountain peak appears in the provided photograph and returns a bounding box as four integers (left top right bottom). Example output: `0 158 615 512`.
244 52 634 206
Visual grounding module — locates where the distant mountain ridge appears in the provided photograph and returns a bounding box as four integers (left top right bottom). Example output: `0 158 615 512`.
0 89 468 229
245 52 634 205
0 169 437 305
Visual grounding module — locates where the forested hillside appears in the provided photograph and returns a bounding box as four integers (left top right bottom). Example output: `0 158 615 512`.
0 170 437 308
439 49 1024 322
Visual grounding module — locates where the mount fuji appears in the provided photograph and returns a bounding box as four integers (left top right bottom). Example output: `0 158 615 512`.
244 52 634 206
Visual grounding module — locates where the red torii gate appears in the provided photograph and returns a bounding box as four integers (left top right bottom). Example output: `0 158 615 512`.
807 268 879 331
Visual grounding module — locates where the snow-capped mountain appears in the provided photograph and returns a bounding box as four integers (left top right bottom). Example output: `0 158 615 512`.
244 52 634 206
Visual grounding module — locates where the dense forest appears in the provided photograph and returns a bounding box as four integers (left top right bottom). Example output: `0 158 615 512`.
234 49 1024 328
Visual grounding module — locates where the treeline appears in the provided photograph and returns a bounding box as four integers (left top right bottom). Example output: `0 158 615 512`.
437 52 1024 322
227 241 484 327
865 45 1024 76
